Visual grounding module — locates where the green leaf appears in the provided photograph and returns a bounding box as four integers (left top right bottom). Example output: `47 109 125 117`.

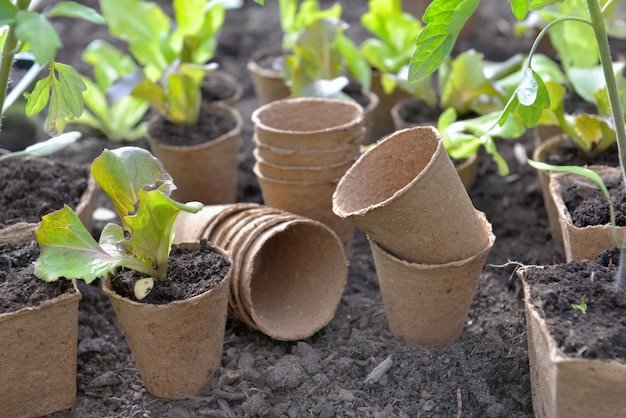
119 188 203 281
336 33 371 91
408 0 480 81
24 73 52 116
35 205 121 283
45 1 105 24
528 160 623 248
510 0 529 21
517 69 550 127
131 79 167 116
0 0 18 26
91 147 176 225
568 63 626 106
162 64 205 124
14 10 61 65
83 40 138 89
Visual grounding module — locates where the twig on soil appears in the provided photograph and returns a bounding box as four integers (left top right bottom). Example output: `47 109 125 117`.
217 398 237 418
456 387 462 418
363 355 393 384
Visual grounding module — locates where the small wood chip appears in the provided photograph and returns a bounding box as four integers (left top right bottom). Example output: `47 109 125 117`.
363 355 393 384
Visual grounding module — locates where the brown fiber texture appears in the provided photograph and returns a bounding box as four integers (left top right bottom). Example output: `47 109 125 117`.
333 126 489 264
252 97 364 150
253 134 360 167
102 246 231 400
519 270 626 418
246 49 291 106
0 289 81 417
368 211 494 348
550 166 626 262
174 204 348 341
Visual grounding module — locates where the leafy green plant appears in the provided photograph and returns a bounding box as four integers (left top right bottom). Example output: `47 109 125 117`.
34 146 203 299
278 0 370 98
68 40 150 142
360 0 426 96
409 0 626 291
99 0 225 125
572 294 588 315
0 0 105 134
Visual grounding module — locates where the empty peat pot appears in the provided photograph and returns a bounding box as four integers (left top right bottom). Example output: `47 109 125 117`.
174 203 349 340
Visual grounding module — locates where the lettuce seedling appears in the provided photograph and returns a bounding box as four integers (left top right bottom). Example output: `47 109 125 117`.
69 40 150 142
282 1 370 98
99 0 225 125
34 146 203 298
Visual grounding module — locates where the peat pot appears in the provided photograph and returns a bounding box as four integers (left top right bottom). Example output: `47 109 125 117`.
550 166 626 261
102 242 231 399
518 264 626 418
173 203 349 341
0 242 81 417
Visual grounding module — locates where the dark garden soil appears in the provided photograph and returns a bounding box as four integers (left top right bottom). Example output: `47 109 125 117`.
0 241 75 313
4 0 621 417
522 249 626 362
110 240 232 305
148 109 238 147
0 157 89 228
563 174 626 227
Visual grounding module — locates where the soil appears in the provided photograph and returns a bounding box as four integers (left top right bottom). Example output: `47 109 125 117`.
562 173 626 227
0 241 75 313
110 240 232 305
0 157 88 227
147 107 238 147
522 248 626 361
4 0 621 417
393 98 440 126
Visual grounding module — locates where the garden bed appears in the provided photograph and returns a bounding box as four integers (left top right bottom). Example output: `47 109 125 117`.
36 0 572 416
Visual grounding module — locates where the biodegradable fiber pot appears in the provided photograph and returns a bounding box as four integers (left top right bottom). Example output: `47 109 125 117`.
247 48 291 106
550 166 626 262
0 280 81 417
369 211 494 347
252 97 365 150
101 242 231 400
146 102 242 205
390 99 478 190
333 125 490 264
533 134 569 248
518 266 626 418
173 203 348 341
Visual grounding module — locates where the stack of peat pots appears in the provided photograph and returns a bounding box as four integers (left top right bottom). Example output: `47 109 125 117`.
174 203 348 341
333 126 495 348
251 97 365 253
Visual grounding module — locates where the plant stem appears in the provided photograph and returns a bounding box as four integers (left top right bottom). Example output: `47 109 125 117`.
586 0 626 292
0 0 31 126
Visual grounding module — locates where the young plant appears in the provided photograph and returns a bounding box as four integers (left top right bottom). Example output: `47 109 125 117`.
360 0 427 97
99 0 225 125
276 0 370 99
34 146 203 299
68 40 150 142
0 130 81 161
409 0 626 291
0 0 105 134
572 294 588 315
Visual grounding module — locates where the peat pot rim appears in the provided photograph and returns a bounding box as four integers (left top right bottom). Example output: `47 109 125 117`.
253 163 342 186
333 125 444 218
147 102 243 152
251 97 364 137
370 210 495 269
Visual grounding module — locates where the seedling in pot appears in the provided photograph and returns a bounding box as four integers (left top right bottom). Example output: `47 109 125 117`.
68 40 150 142
0 0 105 134
34 146 203 299
282 1 370 99
99 0 226 125
572 294 588 315
409 0 626 291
